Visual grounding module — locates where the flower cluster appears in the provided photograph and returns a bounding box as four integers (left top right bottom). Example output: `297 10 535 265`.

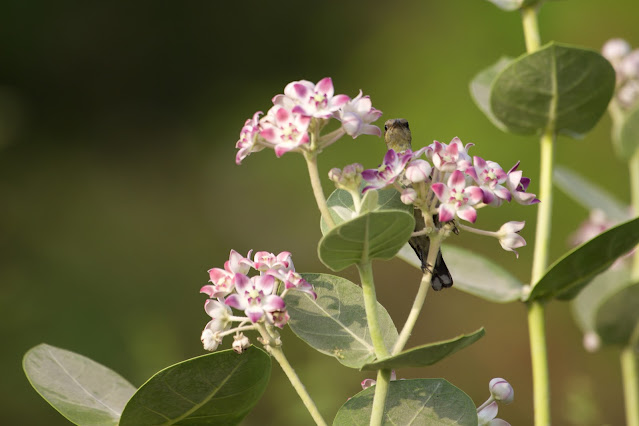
334 137 537 256
602 38 639 109
476 378 514 426
235 78 382 164
199 249 316 352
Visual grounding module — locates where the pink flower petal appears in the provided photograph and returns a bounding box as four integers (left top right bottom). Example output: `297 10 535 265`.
456 205 477 223
438 204 455 222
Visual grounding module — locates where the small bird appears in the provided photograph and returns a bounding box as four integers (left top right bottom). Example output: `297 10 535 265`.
384 118 453 291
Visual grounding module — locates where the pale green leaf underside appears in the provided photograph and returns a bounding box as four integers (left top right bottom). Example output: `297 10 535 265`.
119 347 270 425
285 273 398 368
469 56 513 131
595 282 639 347
361 328 485 370
612 101 639 159
397 244 524 303
554 166 629 222
333 379 478 426
490 42 615 137
528 217 639 301
23 343 136 426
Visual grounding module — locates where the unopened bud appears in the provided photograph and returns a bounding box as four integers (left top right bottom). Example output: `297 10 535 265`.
401 188 417 205
583 331 601 353
201 328 221 352
602 38 631 62
489 378 514 404
232 334 251 354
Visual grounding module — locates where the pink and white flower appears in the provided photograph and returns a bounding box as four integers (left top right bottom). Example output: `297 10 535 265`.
267 269 317 299
338 91 383 138
431 170 484 223
259 106 311 157
278 77 350 119
361 149 413 192
201 250 254 298
506 162 539 205
497 221 526 257
253 251 294 272
225 274 286 324
235 112 264 165
466 156 511 205
428 137 473 172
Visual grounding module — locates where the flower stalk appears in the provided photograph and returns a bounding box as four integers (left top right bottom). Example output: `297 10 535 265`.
256 323 328 426
304 151 336 229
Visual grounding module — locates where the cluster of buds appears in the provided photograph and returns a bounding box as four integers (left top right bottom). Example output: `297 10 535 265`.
602 38 639 109
332 137 538 256
199 250 316 352
477 378 514 426
235 77 382 164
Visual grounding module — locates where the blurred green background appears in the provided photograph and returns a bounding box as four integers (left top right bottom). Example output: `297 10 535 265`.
1 1 637 424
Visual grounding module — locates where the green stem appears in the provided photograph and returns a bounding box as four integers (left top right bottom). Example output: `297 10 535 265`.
304 152 335 229
521 6 553 424
256 324 327 426
370 369 392 426
392 234 441 355
357 262 389 358
357 261 390 426
521 5 541 52
621 346 639 426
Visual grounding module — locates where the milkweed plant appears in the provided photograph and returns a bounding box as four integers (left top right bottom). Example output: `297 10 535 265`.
22 1 639 425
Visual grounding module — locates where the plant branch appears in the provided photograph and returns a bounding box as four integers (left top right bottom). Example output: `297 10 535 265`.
304 151 335 229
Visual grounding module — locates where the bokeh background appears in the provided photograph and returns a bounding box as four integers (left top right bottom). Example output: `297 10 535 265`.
2 1 637 424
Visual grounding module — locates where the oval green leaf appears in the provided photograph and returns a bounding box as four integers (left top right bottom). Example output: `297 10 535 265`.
594 282 639 347
23 343 136 426
396 243 525 303
318 210 414 271
333 379 478 426
612 101 639 159
528 217 639 301
470 56 513 131
119 346 270 426
571 266 631 335
321 188 410 235
360 328 485 371
284 273 398 369
554 166 629 222
490 42 615 137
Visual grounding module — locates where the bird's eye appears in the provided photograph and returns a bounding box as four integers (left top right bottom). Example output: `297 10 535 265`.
384 125 388 131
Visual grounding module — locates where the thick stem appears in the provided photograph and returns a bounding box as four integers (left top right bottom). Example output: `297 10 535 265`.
621 346 639 426
370 369 392 426
521 5 553 422
521 5 541 52
392 234 440 355
357 262 389 359
527 301 551 425
357 262 390 426
256 324 327 426
304 152 335 229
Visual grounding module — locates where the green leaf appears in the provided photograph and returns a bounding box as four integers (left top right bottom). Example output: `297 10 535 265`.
22 343 136 426
612 101 639 159
571 266 632 335
396 243 525 303
554 166 629 222
321 188 410 234
470 56 513 131
119 346 270 426
360 328 485 371
333 379 478 426
285 273 398 368
318 210 414 271
595 282 639 347
490 42 615 138
528 217 639 301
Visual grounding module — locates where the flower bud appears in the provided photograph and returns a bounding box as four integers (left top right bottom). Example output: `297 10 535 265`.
620 49 639 79
602 38 631 62
201 328 221 352
405 159 432 183
583 331 601 353
497 221 526 257
232 333 251 354
489 378 514 404
400 188 417 205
